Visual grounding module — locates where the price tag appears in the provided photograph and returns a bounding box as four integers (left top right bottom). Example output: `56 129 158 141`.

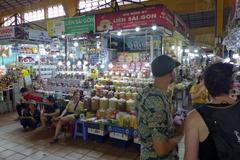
110 132 130 141
134 137 140 144
88 128 106 136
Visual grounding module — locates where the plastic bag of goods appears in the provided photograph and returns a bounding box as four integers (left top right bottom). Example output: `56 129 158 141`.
106 91 114 99
105 107 116 119
114 91 120 99
83 96 91 111
99 97 109 110
91 96 100 112
129 115 137 129
132 92 138 100
126 99 135 113
96 108 106 119
109 97 118 110
125 91 132 100
119 91 126 99
118 98 126 111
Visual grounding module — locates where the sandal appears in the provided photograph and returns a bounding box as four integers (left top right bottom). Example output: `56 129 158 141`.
49 138 58 144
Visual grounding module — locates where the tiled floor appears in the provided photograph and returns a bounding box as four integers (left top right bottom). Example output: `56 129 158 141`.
0 112 184 160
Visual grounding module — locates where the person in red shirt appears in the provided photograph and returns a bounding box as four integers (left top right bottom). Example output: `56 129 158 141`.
15 87 42 121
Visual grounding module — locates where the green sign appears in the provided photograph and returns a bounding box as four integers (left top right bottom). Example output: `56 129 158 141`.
64 15 95 34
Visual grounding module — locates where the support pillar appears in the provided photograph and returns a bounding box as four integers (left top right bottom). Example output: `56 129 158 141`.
215 0 224 56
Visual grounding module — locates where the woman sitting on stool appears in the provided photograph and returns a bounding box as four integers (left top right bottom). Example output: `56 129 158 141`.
50 90 84 144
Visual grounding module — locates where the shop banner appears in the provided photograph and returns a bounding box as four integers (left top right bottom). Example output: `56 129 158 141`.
96 5 174 32
0 27 15 39
64 15 95 34
175 15 188 36
47 19 64 37
29 29 50 42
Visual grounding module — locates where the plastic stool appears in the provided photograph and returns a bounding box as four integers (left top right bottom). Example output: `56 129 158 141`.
74 119 87 141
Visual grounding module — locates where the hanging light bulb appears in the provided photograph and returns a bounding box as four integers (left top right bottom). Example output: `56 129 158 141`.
77 61 82 66
145 62 150 67
100 64 105 69
58 61 63 66
194 49 198 53
61 35 65 38
152 25 157 31
69 53 74 58
171 46 175 50
83 61 88 65
135 27 140 32
117 31 122 36
74 42 79 47
184 49 190 53
108 63 113 69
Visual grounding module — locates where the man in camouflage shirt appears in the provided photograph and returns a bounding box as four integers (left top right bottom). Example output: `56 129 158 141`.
136 55 184 160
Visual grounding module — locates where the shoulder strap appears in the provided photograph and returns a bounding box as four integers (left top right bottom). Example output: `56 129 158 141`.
73 101 80 112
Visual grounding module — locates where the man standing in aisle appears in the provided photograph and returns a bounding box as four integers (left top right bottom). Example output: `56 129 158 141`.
136 55 184 160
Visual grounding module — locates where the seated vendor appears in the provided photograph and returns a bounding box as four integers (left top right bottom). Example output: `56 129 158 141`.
20 101 40 131
15 87 42 121
40 96 60 129
50 90 84 144
189 75 209 108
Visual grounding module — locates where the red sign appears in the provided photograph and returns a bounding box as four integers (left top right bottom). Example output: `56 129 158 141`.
96 5 174 32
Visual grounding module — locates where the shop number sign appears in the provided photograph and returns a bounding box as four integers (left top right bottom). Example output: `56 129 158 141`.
96 5 174 32
64 15 95 34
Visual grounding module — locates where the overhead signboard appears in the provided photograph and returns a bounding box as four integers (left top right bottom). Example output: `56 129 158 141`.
95 5 174 32
64 15 95 34
47 19 64 37
0 27 15 39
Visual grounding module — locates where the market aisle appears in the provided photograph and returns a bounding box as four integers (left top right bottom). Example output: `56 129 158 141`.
0 112 184 160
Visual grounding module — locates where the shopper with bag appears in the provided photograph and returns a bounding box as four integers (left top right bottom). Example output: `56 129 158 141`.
50 90 84 144
136 55 184 160
184 62 240 160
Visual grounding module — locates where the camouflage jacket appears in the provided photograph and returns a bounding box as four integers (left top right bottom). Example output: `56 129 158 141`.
135 86 178 160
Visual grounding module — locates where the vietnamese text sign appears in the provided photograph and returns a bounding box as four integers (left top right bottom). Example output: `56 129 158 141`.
47 19 64 37
64 15 95 34
0 27 15 39
96 5 174 32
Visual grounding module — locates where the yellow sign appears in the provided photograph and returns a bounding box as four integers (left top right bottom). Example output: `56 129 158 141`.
21 69 29 77
91 69 98 79
47 19 64 37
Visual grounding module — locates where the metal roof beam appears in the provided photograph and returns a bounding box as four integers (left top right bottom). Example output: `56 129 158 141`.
3 0 16 9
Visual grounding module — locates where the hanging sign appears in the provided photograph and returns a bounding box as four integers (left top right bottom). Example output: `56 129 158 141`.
64 15 95 34
0 27 15 39
47 19 64 37
96 5 174 32
29 29 50 42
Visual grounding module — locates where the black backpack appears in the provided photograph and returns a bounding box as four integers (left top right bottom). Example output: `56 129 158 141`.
197 102 240 160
